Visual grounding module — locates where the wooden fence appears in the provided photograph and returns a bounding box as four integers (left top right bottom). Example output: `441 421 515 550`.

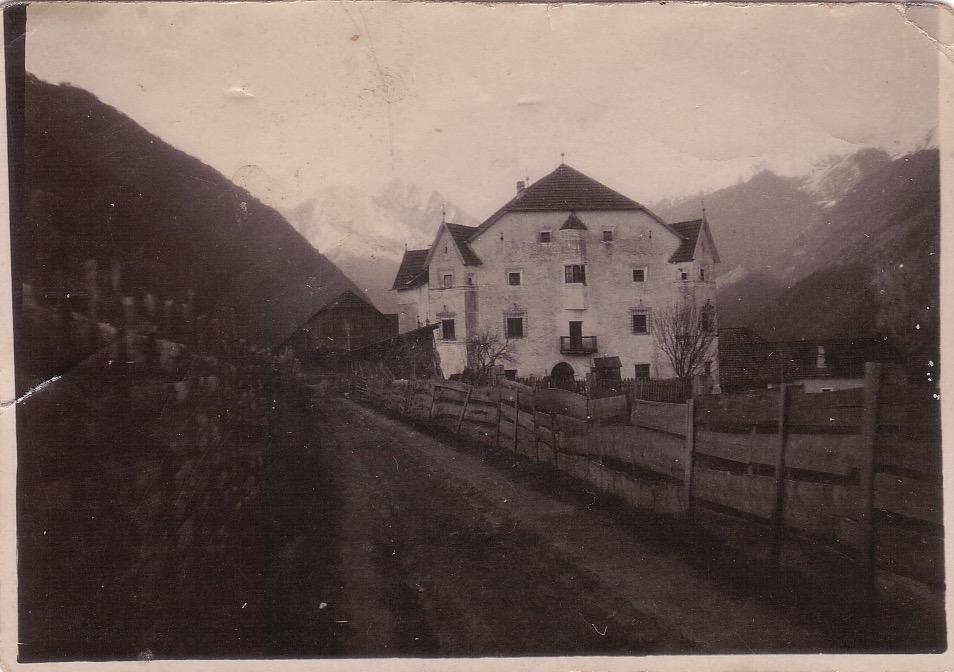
350 363 941 596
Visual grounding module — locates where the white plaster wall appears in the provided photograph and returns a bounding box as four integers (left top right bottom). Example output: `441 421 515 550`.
395 284 430 333
461 209 720 379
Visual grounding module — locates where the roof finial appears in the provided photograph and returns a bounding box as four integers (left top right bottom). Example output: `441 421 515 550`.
701 198 707 222
560 152 566 165
441 201 446 223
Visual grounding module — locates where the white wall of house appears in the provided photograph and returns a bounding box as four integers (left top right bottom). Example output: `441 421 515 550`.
473 210 719 382
396 284 429 333
394 210 721 385
426 226 473 374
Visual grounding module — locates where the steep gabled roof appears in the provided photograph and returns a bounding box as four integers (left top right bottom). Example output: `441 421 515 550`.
470 162 678 241
669 219 703 263
669 218 721 264
391 248 430 290
445 222 482 265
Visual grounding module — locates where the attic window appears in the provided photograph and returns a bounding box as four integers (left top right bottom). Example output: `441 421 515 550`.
442 273 453 288
700 267 706 281
444 245 448 253
680 270 688 281
539 231 552 243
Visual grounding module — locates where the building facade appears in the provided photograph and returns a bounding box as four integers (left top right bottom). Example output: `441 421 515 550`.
392 163 721 385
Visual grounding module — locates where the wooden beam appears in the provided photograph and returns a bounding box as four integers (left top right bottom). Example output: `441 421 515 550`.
770 383 789 568
859 362 882 600
684 397 696 517
455 384 473 433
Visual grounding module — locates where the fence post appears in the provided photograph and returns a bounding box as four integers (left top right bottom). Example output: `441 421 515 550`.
859 362 882 600
494 388 503 448
684 397 696 517
456 384 472 433
531 389 539 462
403 379 415 417
513 389 520 453
770 383 790 569
427 381 437 421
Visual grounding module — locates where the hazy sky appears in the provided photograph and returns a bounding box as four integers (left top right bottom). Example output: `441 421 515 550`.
26 1 940 219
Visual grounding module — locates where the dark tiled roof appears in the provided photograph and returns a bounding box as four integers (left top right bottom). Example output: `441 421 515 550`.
391 248 429 290
472 163 663 238
323 290 377 311
445 222 482 265
508 164 644 211
669 219 703 263
559 212 588 230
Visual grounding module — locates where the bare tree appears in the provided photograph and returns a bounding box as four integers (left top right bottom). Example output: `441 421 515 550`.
654 300 717 380
467 327 516 384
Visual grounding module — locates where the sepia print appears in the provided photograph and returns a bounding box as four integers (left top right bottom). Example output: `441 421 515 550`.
2 1 949 668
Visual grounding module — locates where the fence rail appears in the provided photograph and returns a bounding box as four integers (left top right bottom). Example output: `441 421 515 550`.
349 362 941 597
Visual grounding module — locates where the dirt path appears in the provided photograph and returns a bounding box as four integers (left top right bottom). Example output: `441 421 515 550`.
309 395 855 656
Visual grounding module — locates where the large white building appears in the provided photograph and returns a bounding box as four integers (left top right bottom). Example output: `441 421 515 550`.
391 163 720 385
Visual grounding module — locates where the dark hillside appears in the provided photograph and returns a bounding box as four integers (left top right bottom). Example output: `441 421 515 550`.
750 150 939 371
21 74 362 354
655 170 822 277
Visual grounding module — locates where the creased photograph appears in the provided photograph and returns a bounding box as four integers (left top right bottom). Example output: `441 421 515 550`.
2 1 949 668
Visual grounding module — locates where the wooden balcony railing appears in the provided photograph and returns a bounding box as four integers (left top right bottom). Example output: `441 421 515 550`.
559 336 597 355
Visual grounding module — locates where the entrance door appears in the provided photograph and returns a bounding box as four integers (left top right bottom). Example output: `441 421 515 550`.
550 362 575 390
568 321 583 350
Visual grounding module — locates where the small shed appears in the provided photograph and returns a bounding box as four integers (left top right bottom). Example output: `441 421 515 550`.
592 356 622 382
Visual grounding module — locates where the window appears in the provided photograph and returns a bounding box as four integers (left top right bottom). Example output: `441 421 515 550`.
539 231 552 243
505 369 518 380
602 230 614 242
700 267 706 281
632 268 646 283
680 270 688 281
632 311 650 334
507 271 522 286
442 273 454 288
505 317 525 338
466 274 475 286
634 364 651 380
564 264 586 284
441 319 456 341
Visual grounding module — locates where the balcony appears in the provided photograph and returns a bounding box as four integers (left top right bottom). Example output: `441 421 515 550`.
559 336 598 355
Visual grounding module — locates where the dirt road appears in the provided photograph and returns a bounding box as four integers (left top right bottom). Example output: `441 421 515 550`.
285 394 891 656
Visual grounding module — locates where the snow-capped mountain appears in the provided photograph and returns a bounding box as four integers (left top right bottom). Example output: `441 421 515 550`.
282 180 478 312
797 147 890 208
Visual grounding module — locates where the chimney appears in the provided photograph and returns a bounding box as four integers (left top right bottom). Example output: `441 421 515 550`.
516 180 526 194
